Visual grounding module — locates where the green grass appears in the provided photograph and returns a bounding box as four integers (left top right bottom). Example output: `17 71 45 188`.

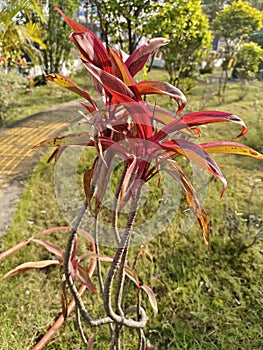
2 69 93 127
0 72 263 349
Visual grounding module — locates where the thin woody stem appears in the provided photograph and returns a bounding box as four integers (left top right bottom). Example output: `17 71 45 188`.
103 184 147 328
63 202 113 327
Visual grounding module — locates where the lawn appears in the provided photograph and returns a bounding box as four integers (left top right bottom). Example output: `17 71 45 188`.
0 70 262 349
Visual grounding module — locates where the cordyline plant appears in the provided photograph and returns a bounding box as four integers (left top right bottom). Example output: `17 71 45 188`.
1 7 263 350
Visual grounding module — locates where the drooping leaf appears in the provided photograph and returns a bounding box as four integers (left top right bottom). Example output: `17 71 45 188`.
46 73 97 108
34 132 93 148
161 139 227 196
125 37 170 76
32 239 64 259
140 285 158 317
201 141 263 159
77 264 97 294
0 238 33 262
154 111 248 141
0 260 60 280
166 160 209 249
125 266 140 287
136 80 186 115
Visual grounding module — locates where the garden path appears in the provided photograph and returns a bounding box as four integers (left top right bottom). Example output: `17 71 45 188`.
0 99 83 235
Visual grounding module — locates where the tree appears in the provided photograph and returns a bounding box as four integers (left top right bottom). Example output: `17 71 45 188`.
146 0 211 89
201 0 234 22
212 0 262 96
84 0 157 54
42 0 79 74
250 29 263 48
0 0 46 67
233 42 263 79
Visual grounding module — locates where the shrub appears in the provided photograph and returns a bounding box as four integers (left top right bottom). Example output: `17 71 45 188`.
0 70 27 126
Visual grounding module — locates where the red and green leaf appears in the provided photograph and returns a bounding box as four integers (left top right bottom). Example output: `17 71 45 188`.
166 160 209 249
35 132 93 148
0 260 60 281
32 239 64 259
154 111 248 141
125 37 170 77
76 264 97 294
136 80 187 115
46 73 97 108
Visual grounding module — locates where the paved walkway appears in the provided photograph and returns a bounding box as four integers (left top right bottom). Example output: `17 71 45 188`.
0 99 83 234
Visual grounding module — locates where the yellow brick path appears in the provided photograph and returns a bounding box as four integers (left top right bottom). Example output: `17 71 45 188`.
0 99 83 191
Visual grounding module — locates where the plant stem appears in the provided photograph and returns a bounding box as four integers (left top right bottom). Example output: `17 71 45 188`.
103 184 147 328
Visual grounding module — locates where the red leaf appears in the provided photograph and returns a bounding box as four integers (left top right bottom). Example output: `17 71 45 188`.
0 238 33 262
166 160 210 249
77 264 97 294
108 47 135 86
120 155 137 200
82 60 136 100
154 111 247 142
125 37 170 76
136 81 186 115
32 239 64 259
54 6 89 32
161 139 227 196
70 32 113 74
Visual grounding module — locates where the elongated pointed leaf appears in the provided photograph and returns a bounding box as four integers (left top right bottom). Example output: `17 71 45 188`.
166 160 209 249
70 32 113 74
0 238 33 262
0 260 60 281
108 47 135 86
141 285 158 317
201 141 263 159
125 37 170 76
35 132 92 148
136 81 186 115
125 266 140 287
32 239 64 259
61 277 68 320
46 74 97 108
77 264 97 293
82 60 136 100
78 252 113 263
161 139 227 196
155 111 247 141
120 155 137 200
55 6 89 32
84 168 94 211
86 334 95 350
